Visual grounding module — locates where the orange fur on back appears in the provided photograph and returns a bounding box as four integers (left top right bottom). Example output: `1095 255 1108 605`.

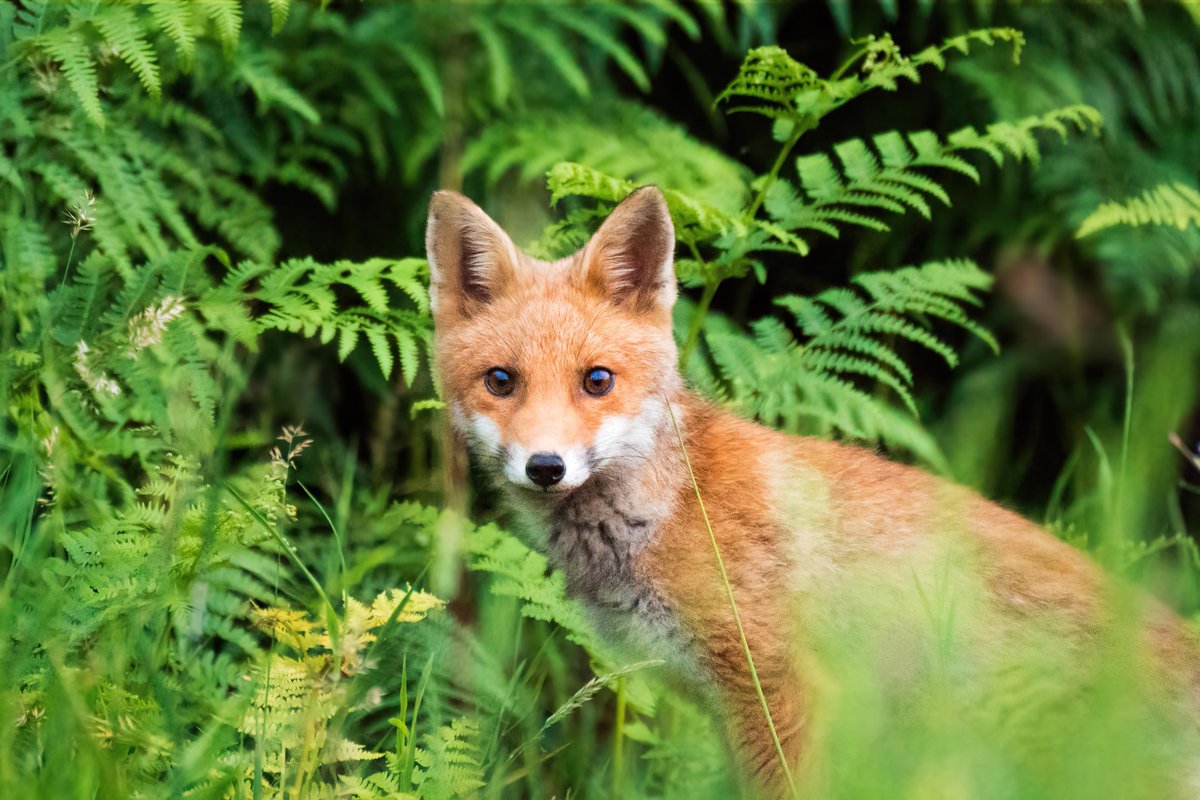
426 187 1200 796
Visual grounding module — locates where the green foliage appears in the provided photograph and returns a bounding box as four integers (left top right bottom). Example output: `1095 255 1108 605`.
767 104 1101 252
465 519 601 654
1078 181 1200 238
699 259 995 468
464 98 750 216
3 2 691 795
412 718 487 800
242 257 431 384
1 2 1197 799
715 29 1023 125
951 1 1200 311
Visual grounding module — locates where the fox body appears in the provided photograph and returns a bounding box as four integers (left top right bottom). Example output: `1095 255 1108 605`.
426 187 1200 794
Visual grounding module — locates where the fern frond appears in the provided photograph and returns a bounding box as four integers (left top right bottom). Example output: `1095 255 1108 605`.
464 519 600 655
547 162 741 247
715 45 822 120
147 1 199 66
1077 182 1200 238
412 718 485 800
464 98 750 218
397 43 444 117
236 54 320 123
771 106 1101 243
946 104 1102 166
469 16 512 105
694 259 994 466
202 0 242 53
267 0 290 34
702 325 949 469
93 7 161 99
544 4 651 93
497 14 591 98
35 27 103 127
11 0 51 41
251 257 431 383
717 29 1025 124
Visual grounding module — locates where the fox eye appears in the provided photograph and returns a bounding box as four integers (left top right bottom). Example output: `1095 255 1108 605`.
484 368 515 397
583 367 614 397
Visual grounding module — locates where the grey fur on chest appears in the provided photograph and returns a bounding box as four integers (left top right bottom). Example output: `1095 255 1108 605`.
541 484 699 672
546 485 651 606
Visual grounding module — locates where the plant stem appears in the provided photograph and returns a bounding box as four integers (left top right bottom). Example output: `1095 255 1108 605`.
829 42 871 81
58 236 77 289
679 278 720 369
666 400 799 798
224 482 341 650
1115 325 1134 543
612 675 627 798
746 122 806 219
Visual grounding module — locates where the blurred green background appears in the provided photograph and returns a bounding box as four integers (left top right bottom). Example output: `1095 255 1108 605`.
1 1 1199 798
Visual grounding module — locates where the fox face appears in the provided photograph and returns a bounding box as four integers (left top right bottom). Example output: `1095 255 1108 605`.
427 188 681 495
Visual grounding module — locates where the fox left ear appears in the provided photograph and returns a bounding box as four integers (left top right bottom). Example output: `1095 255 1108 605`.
425 190 521 319
579 186 677 311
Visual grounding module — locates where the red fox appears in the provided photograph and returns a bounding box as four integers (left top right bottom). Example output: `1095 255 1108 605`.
426 186 1200 795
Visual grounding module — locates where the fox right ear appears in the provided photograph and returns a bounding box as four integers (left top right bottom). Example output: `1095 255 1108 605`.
425 191 520 316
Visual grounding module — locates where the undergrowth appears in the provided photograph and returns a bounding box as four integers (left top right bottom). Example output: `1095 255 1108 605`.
0 2 1197 798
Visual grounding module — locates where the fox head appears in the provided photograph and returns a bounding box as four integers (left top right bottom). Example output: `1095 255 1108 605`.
426 187 681 495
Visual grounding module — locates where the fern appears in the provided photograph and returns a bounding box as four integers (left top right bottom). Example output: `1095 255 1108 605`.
6 5 1186 797
695 260 994 466
236 51 321 123
546 104 1100 281
716 29 1023 125
411 718 486 800
239 586 445 782
543 4 651 93
267 0 291 34
93 7 161 99
950 3 1200 310
34 27 103 127
537 32 1099 463
239 257 431 384
146 1 199 66
465 520 601 656
1077 181 1200 237
463 98 749 216
770 105 1102 247
203 0 243 53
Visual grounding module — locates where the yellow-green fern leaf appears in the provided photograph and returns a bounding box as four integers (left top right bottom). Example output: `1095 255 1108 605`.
1077 182 1200 238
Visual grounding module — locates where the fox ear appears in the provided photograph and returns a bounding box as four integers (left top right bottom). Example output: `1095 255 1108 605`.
426 190 520 316
580 186 677 311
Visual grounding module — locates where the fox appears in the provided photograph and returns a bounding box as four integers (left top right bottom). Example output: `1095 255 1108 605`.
426 186 1200 795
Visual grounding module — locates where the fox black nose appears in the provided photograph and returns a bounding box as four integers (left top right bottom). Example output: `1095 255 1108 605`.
526 453 566 487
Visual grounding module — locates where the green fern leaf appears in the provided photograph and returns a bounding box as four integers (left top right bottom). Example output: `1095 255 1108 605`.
544 4 651 93
236 55 320 123
499 14 590 99
267 0 290 34
412 718 485 800
147 0 199 66
202 0 242 53
398 43 444 117
470 16 513 106
93 7 161 99
1077 182 1200 238
365 328 394 379
35 28 103 127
